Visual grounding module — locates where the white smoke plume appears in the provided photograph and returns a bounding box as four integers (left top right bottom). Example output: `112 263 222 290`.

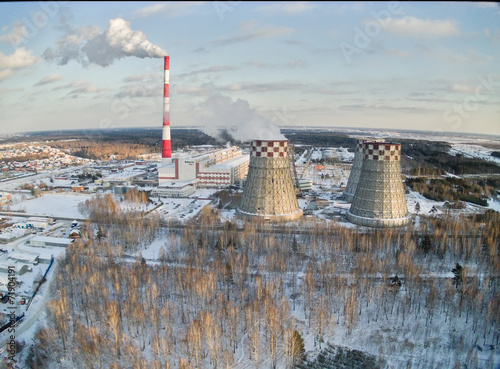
199 93 286 142
43 18 167 66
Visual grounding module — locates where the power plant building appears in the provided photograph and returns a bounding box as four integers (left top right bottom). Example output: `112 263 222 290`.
346 142 410 227
157 146 249 190
237 139 302 222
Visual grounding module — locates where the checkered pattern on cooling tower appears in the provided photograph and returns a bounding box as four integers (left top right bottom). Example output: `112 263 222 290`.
251 140 289 158
355 138 385 152
363 142 401 161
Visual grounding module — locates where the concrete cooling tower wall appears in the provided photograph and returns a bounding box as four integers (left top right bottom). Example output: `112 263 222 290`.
237 140 302 222
346 142 410 228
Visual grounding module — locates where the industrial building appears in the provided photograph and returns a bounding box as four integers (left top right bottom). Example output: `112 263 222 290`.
151 180 197 198
94 170 146 188
237 140 302 222
27 236 74 247
26 217 54 231
346 142 410 227
8 252 39 265
157 146 249 194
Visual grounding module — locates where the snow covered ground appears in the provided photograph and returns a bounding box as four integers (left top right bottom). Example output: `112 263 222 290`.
488 196 500 212
8 193 93 219
406 190 444 216
323 147 355 162
448 143 500 166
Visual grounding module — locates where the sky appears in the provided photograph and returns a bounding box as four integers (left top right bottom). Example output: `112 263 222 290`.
0 1 499 138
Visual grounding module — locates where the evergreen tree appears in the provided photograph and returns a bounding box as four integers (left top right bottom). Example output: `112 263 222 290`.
452 263 464 288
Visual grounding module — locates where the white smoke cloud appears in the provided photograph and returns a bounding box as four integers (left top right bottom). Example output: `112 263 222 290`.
43 18 167 66
199 93 286 142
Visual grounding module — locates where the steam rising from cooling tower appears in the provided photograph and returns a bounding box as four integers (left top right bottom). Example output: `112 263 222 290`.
237 140 302 222
346 142 410 228
343 138 385 202
199 94 285 142
43 18 167 66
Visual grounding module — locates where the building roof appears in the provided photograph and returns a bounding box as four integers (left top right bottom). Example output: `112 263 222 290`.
29 236 73 245
203 154 249 171
27 217 51 222
158 179 197 189
101 171 146 181
8 252 39 263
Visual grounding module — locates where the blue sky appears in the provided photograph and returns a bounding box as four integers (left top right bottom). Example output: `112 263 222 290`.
0 1 499 137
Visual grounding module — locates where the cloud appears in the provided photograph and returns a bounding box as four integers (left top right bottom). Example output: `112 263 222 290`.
0 47 39 69
414 44 492 64
115 84 162 98
178 65 237 80
0 69 15 82
34 73 64 86
42 25 100 65
213 23 294 46
449 84 474 93
0 23 28 45
385 16 459 38
474 2 500 9
52 79 92 91
67 83 113 98
134 3 167 18
0 87 22 95
339 103 438 114
484 28 500 43
231 81 303 93
382 49 410 58
123 74 152 83
0 47 39 81
198 93 286 141
44 18 167 67
256 1 319 15
134 2 203 18
177 80 306 96
244 60 306 69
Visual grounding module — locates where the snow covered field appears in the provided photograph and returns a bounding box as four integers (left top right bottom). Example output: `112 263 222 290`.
448 143 500 166
8 193 92 219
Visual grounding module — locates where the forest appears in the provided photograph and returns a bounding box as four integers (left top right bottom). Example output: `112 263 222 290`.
22 193 499 369
405 177 499 206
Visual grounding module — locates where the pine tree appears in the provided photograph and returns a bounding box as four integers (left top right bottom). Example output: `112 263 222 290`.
452 263 464 288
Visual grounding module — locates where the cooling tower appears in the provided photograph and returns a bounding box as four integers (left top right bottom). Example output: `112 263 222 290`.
237 140 303 222
346 142 410 227
288 144 301 196
343 138 384 202
162 56 171 166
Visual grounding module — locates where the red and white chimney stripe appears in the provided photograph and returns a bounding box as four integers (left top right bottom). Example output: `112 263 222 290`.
162 56 171 164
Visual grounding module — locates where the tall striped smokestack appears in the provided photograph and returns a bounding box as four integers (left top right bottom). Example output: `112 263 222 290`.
162 56 171 165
